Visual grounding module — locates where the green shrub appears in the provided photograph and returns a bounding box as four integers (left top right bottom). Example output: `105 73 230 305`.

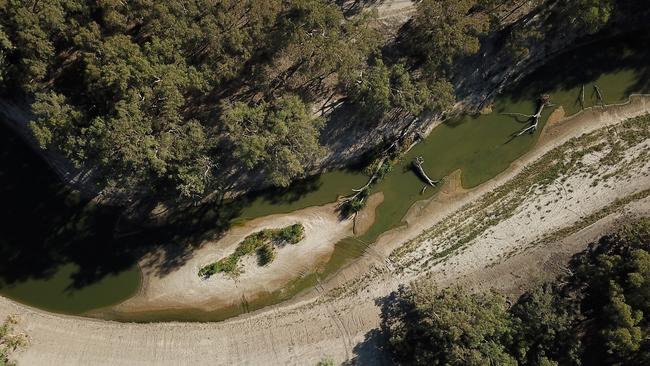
199 223 305 278
256 244 276 266
277 224 305 244
316 358 334 366
1 316 28 366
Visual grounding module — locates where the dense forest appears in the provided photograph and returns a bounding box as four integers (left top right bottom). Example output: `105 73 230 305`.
0 0 628 202
381 218 650 365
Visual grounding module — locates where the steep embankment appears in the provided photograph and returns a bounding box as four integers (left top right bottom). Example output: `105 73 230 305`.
2 95 649 366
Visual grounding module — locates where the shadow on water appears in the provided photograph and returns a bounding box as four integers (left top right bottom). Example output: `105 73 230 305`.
0 121 248 313
506 29 650 104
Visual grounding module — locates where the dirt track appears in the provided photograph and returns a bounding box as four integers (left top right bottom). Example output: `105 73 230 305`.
1 96 649 365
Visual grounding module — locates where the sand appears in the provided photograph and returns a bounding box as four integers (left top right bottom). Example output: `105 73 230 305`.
113 203 354 313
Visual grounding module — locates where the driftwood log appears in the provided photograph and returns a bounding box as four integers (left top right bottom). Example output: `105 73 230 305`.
340 116 423 206
502 94 553 137
340 156 387 205
413 156 438 187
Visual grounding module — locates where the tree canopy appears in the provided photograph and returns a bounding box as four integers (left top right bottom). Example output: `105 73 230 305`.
382 218 650 366
3 0 617 201
408 0 490 72
221 95 325 188
382 284 517 365
0 0 382 200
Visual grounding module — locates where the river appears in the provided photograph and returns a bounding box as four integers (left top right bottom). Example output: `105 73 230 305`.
1 29 648 321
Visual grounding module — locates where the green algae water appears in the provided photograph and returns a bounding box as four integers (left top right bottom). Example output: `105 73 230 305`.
2 29 649 320
0 263 140 314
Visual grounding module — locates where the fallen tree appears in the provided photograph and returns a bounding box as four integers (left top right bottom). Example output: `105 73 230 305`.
594 84 606 106
412 156 439 187
502 94 553 136
338 116 423 216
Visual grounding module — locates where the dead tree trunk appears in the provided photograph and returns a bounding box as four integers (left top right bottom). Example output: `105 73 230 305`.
502 94 553 137
340 156 387 204
594 85 605 106
413 156 438 186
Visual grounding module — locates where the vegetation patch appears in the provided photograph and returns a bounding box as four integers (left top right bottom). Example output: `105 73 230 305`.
381 218 650 366
199 223 305 278
1 316 28 366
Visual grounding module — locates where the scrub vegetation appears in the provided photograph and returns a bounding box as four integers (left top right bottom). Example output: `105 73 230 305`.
198 223 305 278
0 316 27 366
381 218 650 366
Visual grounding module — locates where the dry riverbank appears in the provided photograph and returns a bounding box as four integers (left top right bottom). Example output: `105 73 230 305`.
1 96 649 365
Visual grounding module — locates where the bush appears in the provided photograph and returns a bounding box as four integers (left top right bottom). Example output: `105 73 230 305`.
316 358 334 366
199 223 305 278
1 316 28 366
277 224 305 244
257 244 276 266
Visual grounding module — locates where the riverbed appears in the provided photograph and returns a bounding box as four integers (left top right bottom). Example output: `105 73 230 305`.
1 29 648 321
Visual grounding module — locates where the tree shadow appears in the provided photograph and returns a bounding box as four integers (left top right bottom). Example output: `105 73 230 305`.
505 27 650 104
342 328 394 366
0 120 245 294
341 289 416 365
246 174 324 206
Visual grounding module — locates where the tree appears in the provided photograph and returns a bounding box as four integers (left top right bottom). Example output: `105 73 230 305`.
30 92 87 164
0 24 12 84
260 0 380 97
409 0 489 69
352 59 391 119
350 61 455 120
510 284 581 365
382 219 650 366
222 94 325 187
0 0 385 201
571 219 650 365
381 283 517 365
557 0 614 34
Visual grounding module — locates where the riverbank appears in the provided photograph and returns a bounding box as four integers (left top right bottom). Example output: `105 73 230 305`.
90 193 384 322
102 197 379 317
2 95 649 365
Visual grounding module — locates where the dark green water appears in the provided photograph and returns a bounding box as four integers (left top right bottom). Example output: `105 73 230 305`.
0 122 142 314
2 29 649 321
